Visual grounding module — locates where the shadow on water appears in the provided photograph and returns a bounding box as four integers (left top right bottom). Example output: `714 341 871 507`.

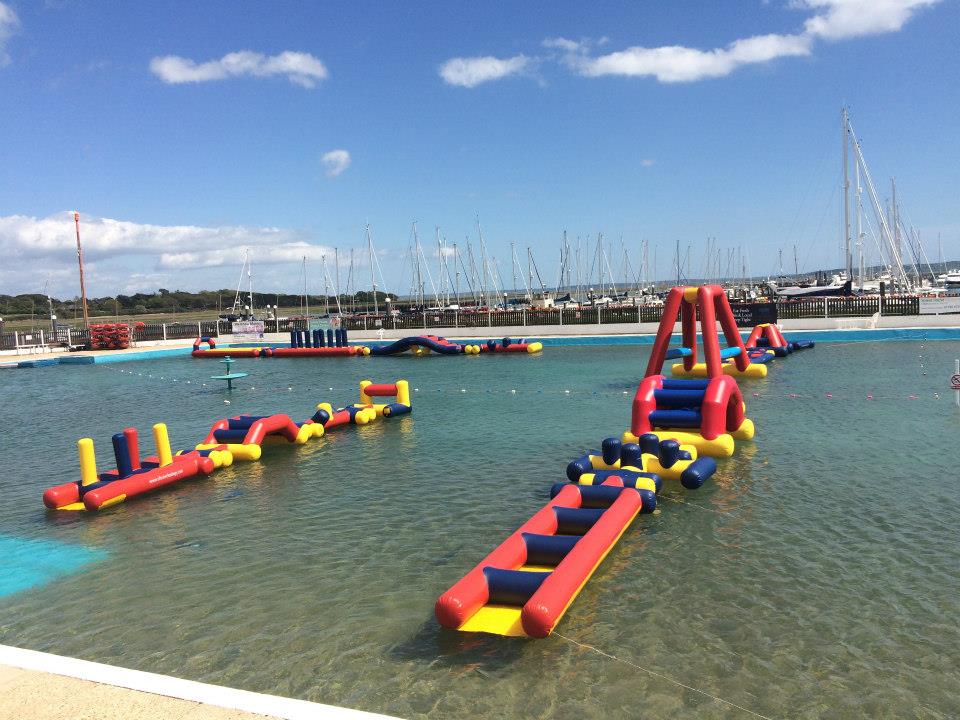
388 617 532 674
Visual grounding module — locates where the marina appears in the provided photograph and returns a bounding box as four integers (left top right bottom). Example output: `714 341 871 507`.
2 2 959 718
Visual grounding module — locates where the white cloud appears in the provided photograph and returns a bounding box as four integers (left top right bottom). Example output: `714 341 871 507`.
0 212 342 295
574 32 812 82
439 55 531 87
641 159 655 167
542 37 584 53
446 1 940 87
150 50 328 88
0 1 20 67
798 0 940 40
321 149 351 178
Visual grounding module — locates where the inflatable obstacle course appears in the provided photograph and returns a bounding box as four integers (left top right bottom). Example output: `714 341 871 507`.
192 333 367 358
42 425 225 511
273 328 367 357
745 323 815 357
191 333 541 359
435 435 716 638
654 286 768 379
43 379 411 511
369 335 543 356
627 286 756 458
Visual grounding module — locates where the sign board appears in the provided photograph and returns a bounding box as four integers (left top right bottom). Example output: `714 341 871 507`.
231 321 265 340
951 373 960 390
919 297 960 315
729 302 778 328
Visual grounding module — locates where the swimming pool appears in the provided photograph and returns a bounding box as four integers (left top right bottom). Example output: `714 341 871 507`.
1 341 958 718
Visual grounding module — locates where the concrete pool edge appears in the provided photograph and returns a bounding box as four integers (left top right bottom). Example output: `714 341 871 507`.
0 645 400 720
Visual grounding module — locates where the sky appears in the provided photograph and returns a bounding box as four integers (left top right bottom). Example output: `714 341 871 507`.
0 0 958 299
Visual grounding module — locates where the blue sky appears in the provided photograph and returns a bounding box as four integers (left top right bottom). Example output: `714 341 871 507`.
0 0 957 298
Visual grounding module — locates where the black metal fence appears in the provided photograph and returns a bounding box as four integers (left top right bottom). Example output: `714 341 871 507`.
338 296 926 331
0 296 941 352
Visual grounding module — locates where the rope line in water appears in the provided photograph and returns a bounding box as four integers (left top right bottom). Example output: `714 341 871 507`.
553 632 778 720
658 494 732 515
105 367 945 404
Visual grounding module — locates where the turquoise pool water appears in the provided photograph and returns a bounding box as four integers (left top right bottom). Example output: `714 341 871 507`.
1 342 958 719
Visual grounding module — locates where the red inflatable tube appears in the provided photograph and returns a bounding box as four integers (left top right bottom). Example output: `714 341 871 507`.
192 348 262 358
243 414 301 445
521 487 641 637
43 482 80 509
700 375 745 440
270 347 360 357
81 455 214 510
202 418 231 445
323 409 353 429
631 374 664 437
363 383 398 396
435 485 579 630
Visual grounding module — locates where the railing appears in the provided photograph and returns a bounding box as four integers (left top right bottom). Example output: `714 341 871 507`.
0 296 942 353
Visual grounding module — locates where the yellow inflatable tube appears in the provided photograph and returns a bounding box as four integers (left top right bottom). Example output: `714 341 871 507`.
670 361 768 379
622 429 735 458
195 443 262 461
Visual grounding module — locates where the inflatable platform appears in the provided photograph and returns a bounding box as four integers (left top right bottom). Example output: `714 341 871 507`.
42 379 411 511
435 435 716 638
745 323 815 357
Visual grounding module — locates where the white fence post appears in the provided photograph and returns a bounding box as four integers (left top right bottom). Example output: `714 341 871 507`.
197 320 202 336
162 323 167 341
39 329 45 350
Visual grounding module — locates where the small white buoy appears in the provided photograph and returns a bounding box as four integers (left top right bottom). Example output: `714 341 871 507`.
461 388 466 393
511 389 516 394
288 387 293 391
224 400 231 404
414 388 419 392
564 389 570 394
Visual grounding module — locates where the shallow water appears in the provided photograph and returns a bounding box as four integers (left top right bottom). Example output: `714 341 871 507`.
1 341 959 719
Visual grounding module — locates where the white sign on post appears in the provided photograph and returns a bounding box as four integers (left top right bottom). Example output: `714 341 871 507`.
232 321 265 340
919 297 960 315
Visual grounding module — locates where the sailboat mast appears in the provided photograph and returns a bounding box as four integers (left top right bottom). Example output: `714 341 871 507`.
303 256 309 318
453 242 460 307
855 157 864 289
842 106 852 278
73 212 90 328
334 247 340 312
247 249 254 317
366 224 379 315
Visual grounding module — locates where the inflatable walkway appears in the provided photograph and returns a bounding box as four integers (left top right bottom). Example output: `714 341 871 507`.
42 380 411 511
369 335 543 356
435 436 716 638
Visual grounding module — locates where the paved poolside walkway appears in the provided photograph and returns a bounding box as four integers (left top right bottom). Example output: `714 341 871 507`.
0 646 398 720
